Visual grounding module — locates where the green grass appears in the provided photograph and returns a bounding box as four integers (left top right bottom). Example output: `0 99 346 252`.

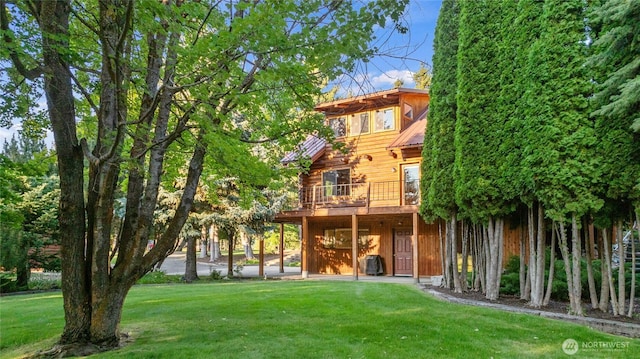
1 281 639 358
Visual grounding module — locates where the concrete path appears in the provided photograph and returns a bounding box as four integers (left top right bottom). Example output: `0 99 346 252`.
157 252 302 278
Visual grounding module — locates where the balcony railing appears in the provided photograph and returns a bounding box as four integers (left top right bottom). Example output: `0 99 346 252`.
295 180 419 209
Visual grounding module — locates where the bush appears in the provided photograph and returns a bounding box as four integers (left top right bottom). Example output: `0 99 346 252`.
0 273 17 293
499 253 640 302
136 271 182 284
500 272 520 296
28 275 61 291
209 269 223 280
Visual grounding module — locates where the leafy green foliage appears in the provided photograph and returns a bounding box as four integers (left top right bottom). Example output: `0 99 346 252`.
521 0 601 221
454 0 516 221
589 0 640 132
420 0 459 222
589 0 640 221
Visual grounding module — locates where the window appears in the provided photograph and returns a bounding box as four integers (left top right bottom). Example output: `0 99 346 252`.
374 108 395 131
403 103 413 120
329 117 346 138
403 164 420 205
323 228 370 248
322 169 350 197
350 112 370 135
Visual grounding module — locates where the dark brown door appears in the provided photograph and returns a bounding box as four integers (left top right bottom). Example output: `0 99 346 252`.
394 229 413 276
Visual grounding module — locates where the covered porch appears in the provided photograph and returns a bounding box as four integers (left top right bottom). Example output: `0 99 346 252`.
275 207 443 283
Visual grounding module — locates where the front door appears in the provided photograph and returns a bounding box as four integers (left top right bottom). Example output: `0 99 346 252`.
394 229 413 276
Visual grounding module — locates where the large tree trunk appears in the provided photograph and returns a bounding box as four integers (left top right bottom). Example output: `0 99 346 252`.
558 219 584 315
438 221 447 287
210 224 221 262
184 236 199 282
485 217 504 300
199 226 208 259
602 228 620 315
598 230 611 312
16 234 30 290
570 214 583 315
584 218 599 309
242 231 255 259
442 219 453 289
227 229 235 278
519 221 529 300
460 219 469 292
529 204 546 308
451 214 462 293
628 215 637 318
471 223 485 292
543 223 557 306
616 223 626 314
36 0 91 345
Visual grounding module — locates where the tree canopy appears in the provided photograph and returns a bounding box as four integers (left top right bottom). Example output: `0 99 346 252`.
0 0 410 354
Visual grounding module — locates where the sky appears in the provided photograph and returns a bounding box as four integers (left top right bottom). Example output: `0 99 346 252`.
0 0 442 146
334 0 442 96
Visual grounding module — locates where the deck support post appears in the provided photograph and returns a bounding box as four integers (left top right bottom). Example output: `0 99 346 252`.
302 216 309 278
352 214 359 281
413 212 420 284
279 223 285 274
259 235 265 278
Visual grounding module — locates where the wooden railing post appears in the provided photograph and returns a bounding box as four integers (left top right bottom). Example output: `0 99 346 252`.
366 182 371 208
312 185 316 209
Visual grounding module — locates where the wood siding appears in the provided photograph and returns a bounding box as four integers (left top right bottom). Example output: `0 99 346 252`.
305 216 526 277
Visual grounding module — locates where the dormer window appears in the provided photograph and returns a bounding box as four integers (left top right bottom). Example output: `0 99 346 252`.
374 108 395 132
329 117 346 138
350 112 370 136
403 103 413 120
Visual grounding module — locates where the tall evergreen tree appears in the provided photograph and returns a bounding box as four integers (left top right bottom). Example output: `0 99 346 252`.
589 0 640 133
455 0 513 300
505 0 547 308
589 0 640 317
420 0 461 291
523 0 601 315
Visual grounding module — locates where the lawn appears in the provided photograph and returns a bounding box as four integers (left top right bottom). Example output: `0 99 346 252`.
1 281 638 358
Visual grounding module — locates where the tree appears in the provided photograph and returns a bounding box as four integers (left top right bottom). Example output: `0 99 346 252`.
588 0 640 133
455 0 516 300
0 0 409 354
504 0 546 308
0 131 57 290
420 0 461 292
589 0 640 316
522 0 601 315
412 62 432 91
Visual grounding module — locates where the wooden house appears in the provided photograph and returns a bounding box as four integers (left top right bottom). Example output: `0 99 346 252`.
275 88 443 281
274 87 527 282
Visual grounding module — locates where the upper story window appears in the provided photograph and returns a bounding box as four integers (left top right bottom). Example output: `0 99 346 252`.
374 108 395 132
403 164 420 205
350 112 370 136
329 117 346 138
322 168 350 197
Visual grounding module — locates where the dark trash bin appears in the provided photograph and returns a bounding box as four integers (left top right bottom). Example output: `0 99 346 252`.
365 255 383 275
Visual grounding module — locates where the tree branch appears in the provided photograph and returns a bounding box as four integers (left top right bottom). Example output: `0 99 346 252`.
0 0 43 80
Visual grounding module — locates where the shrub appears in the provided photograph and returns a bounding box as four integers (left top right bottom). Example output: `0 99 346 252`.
0 273 17 293
209 269 223 280
136 271 182 284
28 276 61 291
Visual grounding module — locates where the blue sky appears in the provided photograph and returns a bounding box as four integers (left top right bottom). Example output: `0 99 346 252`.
0 1 441 146
334 0 442 95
